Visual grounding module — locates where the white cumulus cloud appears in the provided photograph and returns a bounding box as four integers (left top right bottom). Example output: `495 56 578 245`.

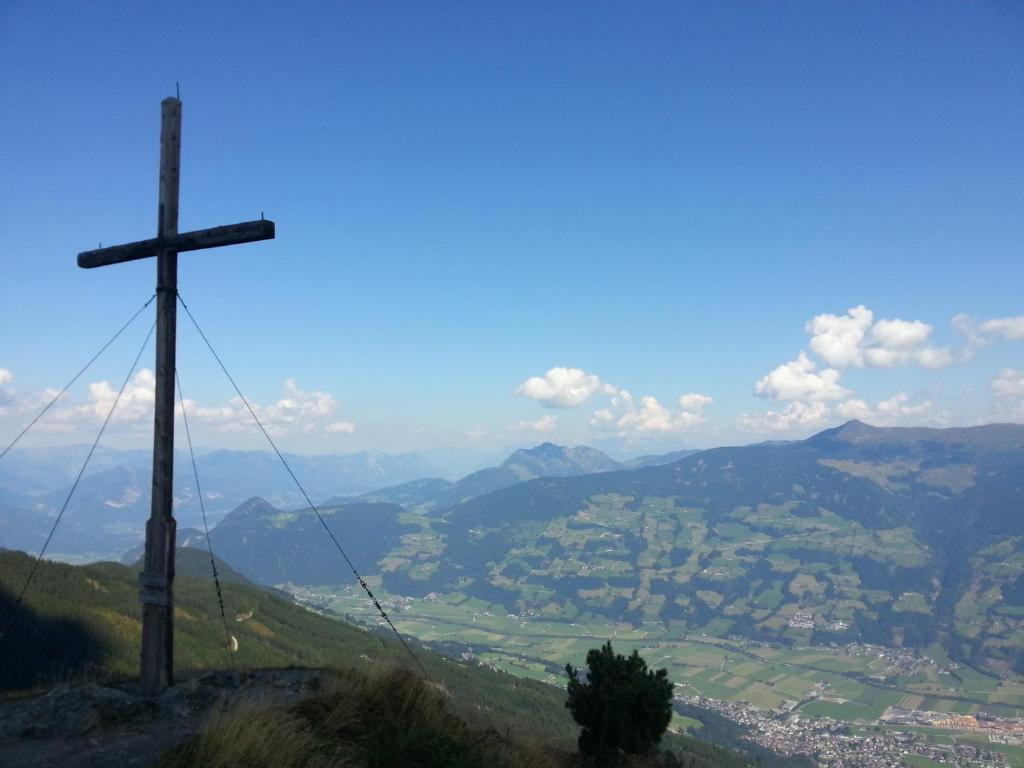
953 314 1024 356
834 399 874 421
591 390 711 435
516 367 615 408
979 317 1024 341
992 369 1024 399
260 378 336 423
517 367 715 437
0 371 354 444
835 393 943 426
76 368 156 424
738 390 945 434
869 318 932 350
806 306 953 369
876 393 938 420
679 393 714 411
807 305 873 368
513 415 558 432
754 353 848 401
737 401 830 433
0 368 12 386
179 379 347 436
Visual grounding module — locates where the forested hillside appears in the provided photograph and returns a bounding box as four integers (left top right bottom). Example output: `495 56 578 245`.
0 551 757 767
203 422 1024 676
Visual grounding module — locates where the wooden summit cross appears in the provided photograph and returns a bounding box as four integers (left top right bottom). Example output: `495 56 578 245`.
77 97 275 696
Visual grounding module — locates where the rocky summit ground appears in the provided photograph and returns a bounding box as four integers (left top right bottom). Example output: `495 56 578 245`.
0 668 331 768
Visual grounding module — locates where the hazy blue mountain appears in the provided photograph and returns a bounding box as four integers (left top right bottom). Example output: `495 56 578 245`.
40 464 151 525
808 419 1024 450
621 448 700 469
0 501 48 554
503 442 621 476
349 442 622 514
330 477 454 511
0 447 441 560
0 445 151 509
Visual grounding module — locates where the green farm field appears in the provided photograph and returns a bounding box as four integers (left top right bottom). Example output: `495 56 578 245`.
298 582 1024 725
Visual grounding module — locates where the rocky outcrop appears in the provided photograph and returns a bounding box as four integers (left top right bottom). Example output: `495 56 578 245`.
0 668 332 768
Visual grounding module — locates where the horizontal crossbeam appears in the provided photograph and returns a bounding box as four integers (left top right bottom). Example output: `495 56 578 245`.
78 219 275 269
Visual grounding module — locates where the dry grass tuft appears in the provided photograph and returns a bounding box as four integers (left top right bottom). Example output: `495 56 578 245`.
159 665 565 768
162 697 337 768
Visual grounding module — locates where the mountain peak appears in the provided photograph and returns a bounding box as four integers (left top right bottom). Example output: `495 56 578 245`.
527 441 562 453
501 443 620 476
511 442 563 459
221 496 277 523
807 420 880 443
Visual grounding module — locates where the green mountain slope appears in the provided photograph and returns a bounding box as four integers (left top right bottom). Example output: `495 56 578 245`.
104 422 1024 678
170 422 1024 674
366 422 1024 673
417 421 1024 671
131 546 254 586
187 498 417 585
0 551 754 767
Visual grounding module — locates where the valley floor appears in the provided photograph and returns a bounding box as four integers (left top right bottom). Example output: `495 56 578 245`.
286 582 1024 767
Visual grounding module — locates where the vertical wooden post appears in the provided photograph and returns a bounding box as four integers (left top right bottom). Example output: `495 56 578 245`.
140 97 181 696
77 100 273 694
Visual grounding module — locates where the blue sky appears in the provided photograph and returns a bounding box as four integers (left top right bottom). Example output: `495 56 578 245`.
1 1 1022 460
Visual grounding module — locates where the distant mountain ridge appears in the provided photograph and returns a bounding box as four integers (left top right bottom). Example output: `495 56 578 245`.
346 442 692 514
504 442 622 477
84 421 1024 676
215 420 1024 677
0 447 442 560
341 443 608 513
809 419 1024 449
0 441 697 561
621 448 700 469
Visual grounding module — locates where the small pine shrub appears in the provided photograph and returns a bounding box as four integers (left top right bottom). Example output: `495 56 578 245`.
565 642 673 767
